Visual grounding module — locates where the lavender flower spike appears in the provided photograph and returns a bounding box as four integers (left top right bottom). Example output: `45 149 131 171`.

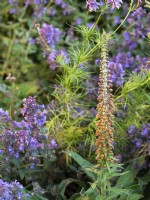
107 0 123 9
86 0 100 12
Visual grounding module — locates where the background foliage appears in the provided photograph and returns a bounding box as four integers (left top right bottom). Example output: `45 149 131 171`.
0 0 150 199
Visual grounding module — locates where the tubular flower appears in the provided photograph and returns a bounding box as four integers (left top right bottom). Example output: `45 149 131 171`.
86 0 101 12
95 32 115 167
107 0 123 9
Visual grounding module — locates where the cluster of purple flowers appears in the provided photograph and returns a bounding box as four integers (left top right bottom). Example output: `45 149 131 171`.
86 0 123 12
108 52 149 87
107 0 123 9
128 124 150 151
86 0 101 12
123 7 150 50
39 23 61 48
8 0 47 17
108 61 125 87
24 0 47 5
84 75 99 100
7 0 19 14
54 0 71 15
38 23 68 70
0 96 57 173
0 179 29 199
21 96 47 126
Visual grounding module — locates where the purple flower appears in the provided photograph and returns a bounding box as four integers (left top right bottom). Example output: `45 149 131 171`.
114 16 120 26
128 125 135 134
108 62 125 87
47 52 58 70
55 0 62 5
0 108 11 123
75 18 82 25
136 139 141 148
141 128 148 136
107 0 123 9
141 124 150 136
86 0 101 12
0 179 28 199
115 154 122 163
8 0 17 5
39 23 61 48
34 0 40 4
25 0 47 5
49 8 56 16
9 8 17 14
123 31 130 42
112 52 135 69
50 139 57 149
21 96 47 127
89 108 96 116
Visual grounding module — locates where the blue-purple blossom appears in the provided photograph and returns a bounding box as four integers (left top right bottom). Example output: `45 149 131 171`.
107 0 123 9
108 61 125 86
124 7 150 51
25 0 47 6
136 139 141 148
86 0 101 12
110 52 149 76
0 96 57 176
21 96 47 126
89 108 96 117
112 52 135 68
34 0 40 4
128 125 135 134
127 123 150 155
0 108 11 123
141 124 150 136
73 108 86 119
50 139 57 149
47 49 68 70
39 23 61 48
114 16 121 26
54 0 71 15
0 179 29 199
49 8 56 16
47 51 57 70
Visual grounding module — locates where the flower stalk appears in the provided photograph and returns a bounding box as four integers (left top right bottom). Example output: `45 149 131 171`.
95 32 115 167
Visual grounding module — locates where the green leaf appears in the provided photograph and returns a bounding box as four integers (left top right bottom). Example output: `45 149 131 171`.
108 187 132 195
127 193 143 200
11 158 20 167
19 169 26 180
95 195 106 200
56 178 87 200
17 81 38 98
115 165 139 189
69 193 81 200
65 151 97 181
83 182 99 197
145 0 150 8
137 172 150 193
12 44 24 53
22 189 48 200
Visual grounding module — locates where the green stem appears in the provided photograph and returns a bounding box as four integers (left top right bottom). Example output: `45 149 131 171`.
90 12 102 33
109 0 134 37
3 32 15 72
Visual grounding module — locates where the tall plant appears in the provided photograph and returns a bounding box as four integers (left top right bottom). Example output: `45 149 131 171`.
95 32 114 167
